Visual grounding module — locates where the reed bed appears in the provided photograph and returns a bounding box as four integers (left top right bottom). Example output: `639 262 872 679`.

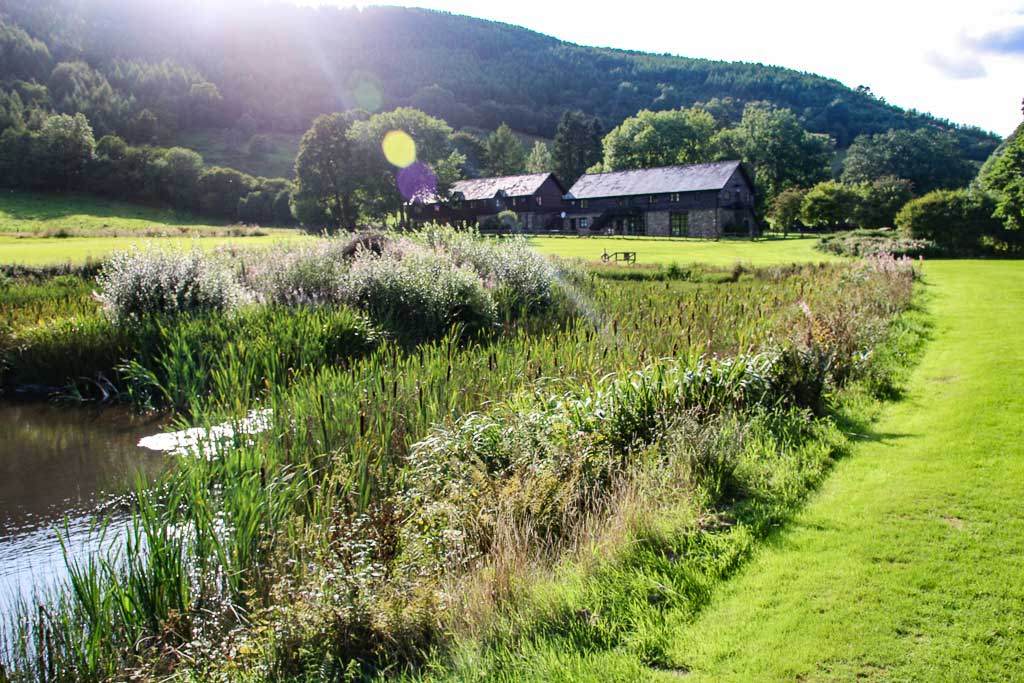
0 238 918 683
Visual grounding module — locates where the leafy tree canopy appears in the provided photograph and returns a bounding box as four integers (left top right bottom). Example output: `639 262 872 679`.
597 107 717 172
714 102 833 205
840 128 975 194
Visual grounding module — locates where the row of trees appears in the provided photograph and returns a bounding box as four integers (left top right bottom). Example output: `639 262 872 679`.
592 102 835 205
768 177 914 232
0 112 294 225
766 101 1024 254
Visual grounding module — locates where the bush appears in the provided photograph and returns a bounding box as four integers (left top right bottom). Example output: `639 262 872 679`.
246 241 351 305
767 187 806 233
479 210 520 231
342 251 496 342
895 189 1002 254
341 230 391 259
800 180 859 230
420 225 562 315
816 229 935 258
98 248 245 319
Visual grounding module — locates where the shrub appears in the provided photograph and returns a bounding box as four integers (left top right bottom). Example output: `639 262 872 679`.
800 180 859 230
479 210 520 231
816 229 935 258
342 251 496 342
420 226 561 314
246 241 350 305
767 187 806 233
895 189 1002 254
98 248 245 319
341 230 391 259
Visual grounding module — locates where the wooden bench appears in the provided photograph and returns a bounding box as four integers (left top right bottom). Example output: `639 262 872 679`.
601 251 637 264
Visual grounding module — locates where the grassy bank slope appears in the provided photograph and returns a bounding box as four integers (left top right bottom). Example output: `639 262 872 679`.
0 192 237 235
528 235 841 267
668 260 1024 681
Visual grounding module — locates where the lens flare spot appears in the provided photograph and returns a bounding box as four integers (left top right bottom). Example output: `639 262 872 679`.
382 130 416 168
397 162 438 203
352 80 383 112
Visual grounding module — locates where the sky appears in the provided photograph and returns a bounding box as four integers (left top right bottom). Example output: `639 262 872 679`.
289 0 1024 137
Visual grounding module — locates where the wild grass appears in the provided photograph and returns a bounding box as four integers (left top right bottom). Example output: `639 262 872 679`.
0 237 919 683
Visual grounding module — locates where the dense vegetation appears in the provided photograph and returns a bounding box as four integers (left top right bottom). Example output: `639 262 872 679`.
0 232 920 682
1 0 999 155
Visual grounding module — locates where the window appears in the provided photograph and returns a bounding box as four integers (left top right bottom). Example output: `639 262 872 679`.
670 212 688 237
722 190 731 203
537 196 543 206
670 193 680 203
580 217 589 229
649 195 656 204
580 199 589 209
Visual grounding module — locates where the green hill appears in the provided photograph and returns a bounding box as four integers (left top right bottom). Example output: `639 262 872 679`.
1 1 1000 161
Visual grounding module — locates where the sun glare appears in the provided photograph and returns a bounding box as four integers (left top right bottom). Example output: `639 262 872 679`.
382 130 416 168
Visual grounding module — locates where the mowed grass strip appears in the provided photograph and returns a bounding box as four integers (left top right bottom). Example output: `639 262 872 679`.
528 235 843 267
664 261 1024 682
0 234 307 265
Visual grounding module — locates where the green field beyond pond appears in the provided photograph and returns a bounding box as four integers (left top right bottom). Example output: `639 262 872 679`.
0 192 236 235
0 234 305 265
0 192 304 266
529 235 841 267
3 230 837 268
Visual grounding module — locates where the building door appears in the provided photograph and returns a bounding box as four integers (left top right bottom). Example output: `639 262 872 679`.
670 212 689 237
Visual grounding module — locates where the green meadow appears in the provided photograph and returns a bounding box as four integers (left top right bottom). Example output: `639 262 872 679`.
0 191 241 235
528 234 843 267
0 234 306 265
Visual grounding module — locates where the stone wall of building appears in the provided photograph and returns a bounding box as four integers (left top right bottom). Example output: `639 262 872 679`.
646 211 670 237
688 209 719 238
571 213 603 234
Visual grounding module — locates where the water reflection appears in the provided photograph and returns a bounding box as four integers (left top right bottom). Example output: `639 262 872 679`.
0 402 166 616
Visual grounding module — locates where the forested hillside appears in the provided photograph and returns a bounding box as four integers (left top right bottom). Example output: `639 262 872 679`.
0 0 1000 158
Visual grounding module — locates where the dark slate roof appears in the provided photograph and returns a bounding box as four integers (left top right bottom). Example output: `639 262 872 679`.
450 173 554 201
566 161 745 200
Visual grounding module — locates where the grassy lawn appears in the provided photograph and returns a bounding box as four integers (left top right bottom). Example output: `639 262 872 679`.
528 234 842 267
664 260 1024 681
0 234 307 265
0 191 240 235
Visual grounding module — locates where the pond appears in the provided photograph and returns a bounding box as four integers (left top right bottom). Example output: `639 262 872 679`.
0 401 167 621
